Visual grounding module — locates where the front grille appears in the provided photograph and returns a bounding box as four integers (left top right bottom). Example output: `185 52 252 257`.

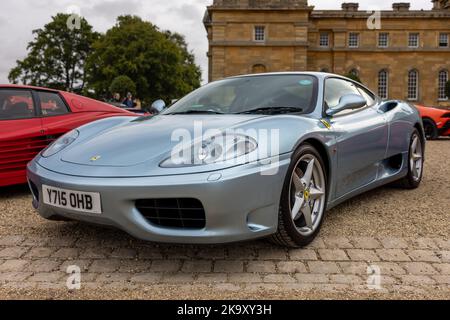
0 136 57 175
136 198 206 229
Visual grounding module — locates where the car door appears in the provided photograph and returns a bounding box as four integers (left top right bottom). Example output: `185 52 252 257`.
0 88 44 186
325 78 388 199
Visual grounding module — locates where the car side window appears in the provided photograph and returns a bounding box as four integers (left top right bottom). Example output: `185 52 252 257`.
0 89 35 120
324 78 363 111
38 91 69 117
356 85 376 107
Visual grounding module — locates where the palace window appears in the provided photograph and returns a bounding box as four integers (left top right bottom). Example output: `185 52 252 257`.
348 33 359 48
439 33 449 47
378 70 389 100
254 26 266 42
378 33 389 48
319 33 329 47
408 69 419 101
408 33 419 48
252 64 267 74
438 70 449 100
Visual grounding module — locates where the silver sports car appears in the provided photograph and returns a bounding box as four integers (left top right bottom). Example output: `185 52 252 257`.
27 72 425 247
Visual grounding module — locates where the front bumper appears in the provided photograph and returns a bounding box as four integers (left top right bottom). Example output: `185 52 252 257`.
27 156 290 244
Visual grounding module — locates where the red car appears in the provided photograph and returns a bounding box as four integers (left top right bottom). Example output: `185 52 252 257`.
416 105 450 140
0 85 136 187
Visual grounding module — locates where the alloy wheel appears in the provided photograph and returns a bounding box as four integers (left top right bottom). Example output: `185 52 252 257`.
289 154 326 237
410 134 423 181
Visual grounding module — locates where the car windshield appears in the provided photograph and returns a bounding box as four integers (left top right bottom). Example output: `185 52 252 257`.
162 75 318 115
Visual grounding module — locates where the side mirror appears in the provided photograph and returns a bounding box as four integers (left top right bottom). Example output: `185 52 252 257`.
326 94 366 116
151 99 166 114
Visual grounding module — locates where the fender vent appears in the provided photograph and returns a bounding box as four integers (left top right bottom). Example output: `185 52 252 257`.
136 198 206 229
379 102 398 113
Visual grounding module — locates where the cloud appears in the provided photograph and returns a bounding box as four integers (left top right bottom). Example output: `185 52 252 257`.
83 0 143 24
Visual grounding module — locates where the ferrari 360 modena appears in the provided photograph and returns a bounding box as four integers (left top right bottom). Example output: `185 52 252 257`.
27 73 425 247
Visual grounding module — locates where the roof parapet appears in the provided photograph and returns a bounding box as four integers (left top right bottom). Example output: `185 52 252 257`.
392 2 411 11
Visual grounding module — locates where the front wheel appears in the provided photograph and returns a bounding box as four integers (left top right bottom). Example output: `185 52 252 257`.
270 144 328 248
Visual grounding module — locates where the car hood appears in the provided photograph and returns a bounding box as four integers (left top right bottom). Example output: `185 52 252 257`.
60 114 265 167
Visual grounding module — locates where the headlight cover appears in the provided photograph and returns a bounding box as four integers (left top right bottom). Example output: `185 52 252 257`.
160 133 258 168
42 129 79 158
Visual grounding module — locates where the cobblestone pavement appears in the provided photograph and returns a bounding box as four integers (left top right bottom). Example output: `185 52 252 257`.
0 140 449 299
0 234 449 299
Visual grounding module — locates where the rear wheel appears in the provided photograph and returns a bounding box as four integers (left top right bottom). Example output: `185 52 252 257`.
271 144 327 248
423 118 438 140
398 129 424 189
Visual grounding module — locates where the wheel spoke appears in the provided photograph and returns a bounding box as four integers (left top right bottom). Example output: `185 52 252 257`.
302 158 315 186
412 164 419 178
411 137 418 153
291 196 304 220
309 187 324 200
413 153 422 162
301 204 313 229
292 172 304 192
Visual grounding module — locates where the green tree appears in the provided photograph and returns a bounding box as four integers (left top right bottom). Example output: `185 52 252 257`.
109 75 136 98
344 73 362 84
86 15 201 104
446 80 450 99
8 14 99 91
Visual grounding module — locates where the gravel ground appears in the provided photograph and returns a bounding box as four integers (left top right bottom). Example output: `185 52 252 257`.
0 139 449 300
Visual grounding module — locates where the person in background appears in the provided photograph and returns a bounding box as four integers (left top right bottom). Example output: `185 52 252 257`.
122 92 135 108
112 93 121 104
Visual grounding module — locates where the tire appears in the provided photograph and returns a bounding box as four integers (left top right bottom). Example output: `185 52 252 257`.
422 118 438 140
397 129 424 189
270 143 328 248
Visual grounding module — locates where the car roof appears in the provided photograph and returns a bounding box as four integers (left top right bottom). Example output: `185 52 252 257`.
227 71 343 80
0 84 60 92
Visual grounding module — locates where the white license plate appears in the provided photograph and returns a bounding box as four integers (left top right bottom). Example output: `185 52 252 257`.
42 185 102 214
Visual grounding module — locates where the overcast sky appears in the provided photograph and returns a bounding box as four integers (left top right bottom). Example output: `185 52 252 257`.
0 0 433 84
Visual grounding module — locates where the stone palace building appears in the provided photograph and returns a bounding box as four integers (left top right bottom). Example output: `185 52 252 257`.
204 0 450 106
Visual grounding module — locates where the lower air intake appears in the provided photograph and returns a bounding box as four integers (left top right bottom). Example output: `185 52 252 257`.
136 198 206 229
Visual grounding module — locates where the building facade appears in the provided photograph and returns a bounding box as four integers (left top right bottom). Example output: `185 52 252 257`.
204 0 450 107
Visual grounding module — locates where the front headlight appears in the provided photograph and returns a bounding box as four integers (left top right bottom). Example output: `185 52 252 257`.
160 133 258 168
42 130 79 158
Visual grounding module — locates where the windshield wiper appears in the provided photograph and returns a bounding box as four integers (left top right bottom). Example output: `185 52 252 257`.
235 106 304 115
166 109 225 115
